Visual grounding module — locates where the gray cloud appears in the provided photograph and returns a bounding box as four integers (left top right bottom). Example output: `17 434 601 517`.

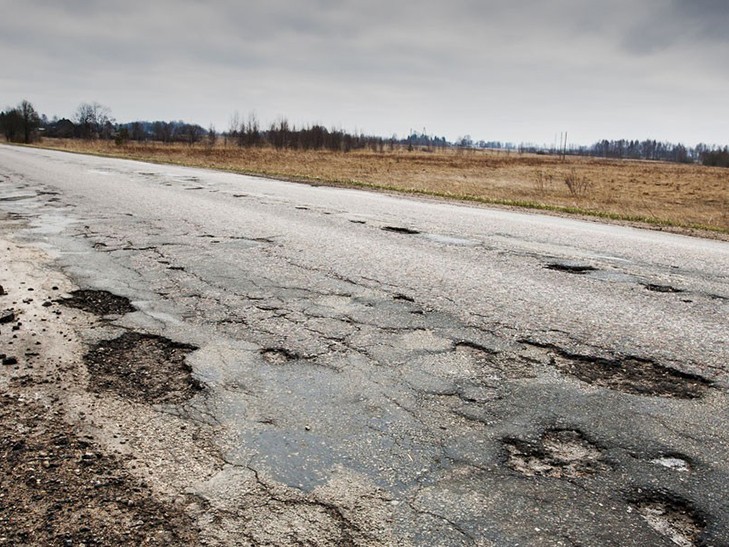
1 0 728 144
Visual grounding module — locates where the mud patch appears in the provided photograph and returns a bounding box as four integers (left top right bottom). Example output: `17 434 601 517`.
545 263 597 274
261 347 302 365
382 226 420 235
504 429 606 479
84 332 200 404
548 350 711 399
60 289 136 316
0 393 199 545
634 495 704 547
644 283 683 293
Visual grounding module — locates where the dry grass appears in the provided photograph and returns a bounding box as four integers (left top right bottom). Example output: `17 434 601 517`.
32 139 729 236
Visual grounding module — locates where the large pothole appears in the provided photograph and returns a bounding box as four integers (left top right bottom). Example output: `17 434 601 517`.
84 332 200 404
550 352 711 399
504 429 606 479
634 495 704 547
60 289 136 316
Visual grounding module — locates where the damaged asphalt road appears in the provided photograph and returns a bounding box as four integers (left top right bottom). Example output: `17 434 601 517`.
1 145 728 546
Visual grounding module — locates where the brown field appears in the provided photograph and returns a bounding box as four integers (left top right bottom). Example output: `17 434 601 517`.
31 139 729 237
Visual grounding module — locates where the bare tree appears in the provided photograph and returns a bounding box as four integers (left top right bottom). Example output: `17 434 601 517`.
227 111 241 146
75 102 114 139
19 100 41 143
207 125 217 147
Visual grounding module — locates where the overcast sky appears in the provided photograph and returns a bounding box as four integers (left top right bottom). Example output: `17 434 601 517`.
1 0 728 145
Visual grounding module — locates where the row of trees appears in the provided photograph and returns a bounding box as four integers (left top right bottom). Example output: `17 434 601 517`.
578 139 729 167
228 114 389 152
2 99 728 166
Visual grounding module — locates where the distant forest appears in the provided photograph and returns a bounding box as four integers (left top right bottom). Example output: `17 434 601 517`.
2 99 728 167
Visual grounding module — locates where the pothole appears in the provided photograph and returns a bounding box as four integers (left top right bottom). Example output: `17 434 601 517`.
84 332 200 404
382 226 420 235
60 289 136 316
651 456 691 473
504 429 606 479
456 342 535 379
644 283 684 293
549 352 711 399
545 263 598 274
261 347 302 365
634 496 704 547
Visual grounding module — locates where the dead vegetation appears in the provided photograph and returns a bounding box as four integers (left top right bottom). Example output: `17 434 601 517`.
34 139 729 234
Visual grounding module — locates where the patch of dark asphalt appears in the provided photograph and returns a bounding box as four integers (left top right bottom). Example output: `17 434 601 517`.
643 283 684 294
0 392 199 546
60 289 136 316
382 226 420 235
544 263 598 274
84 332 200 404
0 195 35 202
503 429 607 479
0 309 15 324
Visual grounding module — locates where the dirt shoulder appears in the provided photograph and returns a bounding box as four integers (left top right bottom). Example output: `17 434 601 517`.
0 238 208 545
0 236 393 547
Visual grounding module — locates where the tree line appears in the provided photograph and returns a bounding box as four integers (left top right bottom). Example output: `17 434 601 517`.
2 98 728 166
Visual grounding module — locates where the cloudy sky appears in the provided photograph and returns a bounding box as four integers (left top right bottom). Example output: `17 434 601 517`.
1 0 728 145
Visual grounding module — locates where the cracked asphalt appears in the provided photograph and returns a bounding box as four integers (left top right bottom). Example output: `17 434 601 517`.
1 145 728 546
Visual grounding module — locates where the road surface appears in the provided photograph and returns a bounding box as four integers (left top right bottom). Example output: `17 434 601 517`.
1 144 728 546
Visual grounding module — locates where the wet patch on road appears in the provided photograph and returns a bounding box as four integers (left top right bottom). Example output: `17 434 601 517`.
84 332 200 404
382 226 420 235
60 289 136 316
633 495 704 547
503 429 606 479
544 263 598 274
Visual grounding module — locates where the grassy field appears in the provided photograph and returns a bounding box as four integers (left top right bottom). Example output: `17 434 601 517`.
31 139 729 237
